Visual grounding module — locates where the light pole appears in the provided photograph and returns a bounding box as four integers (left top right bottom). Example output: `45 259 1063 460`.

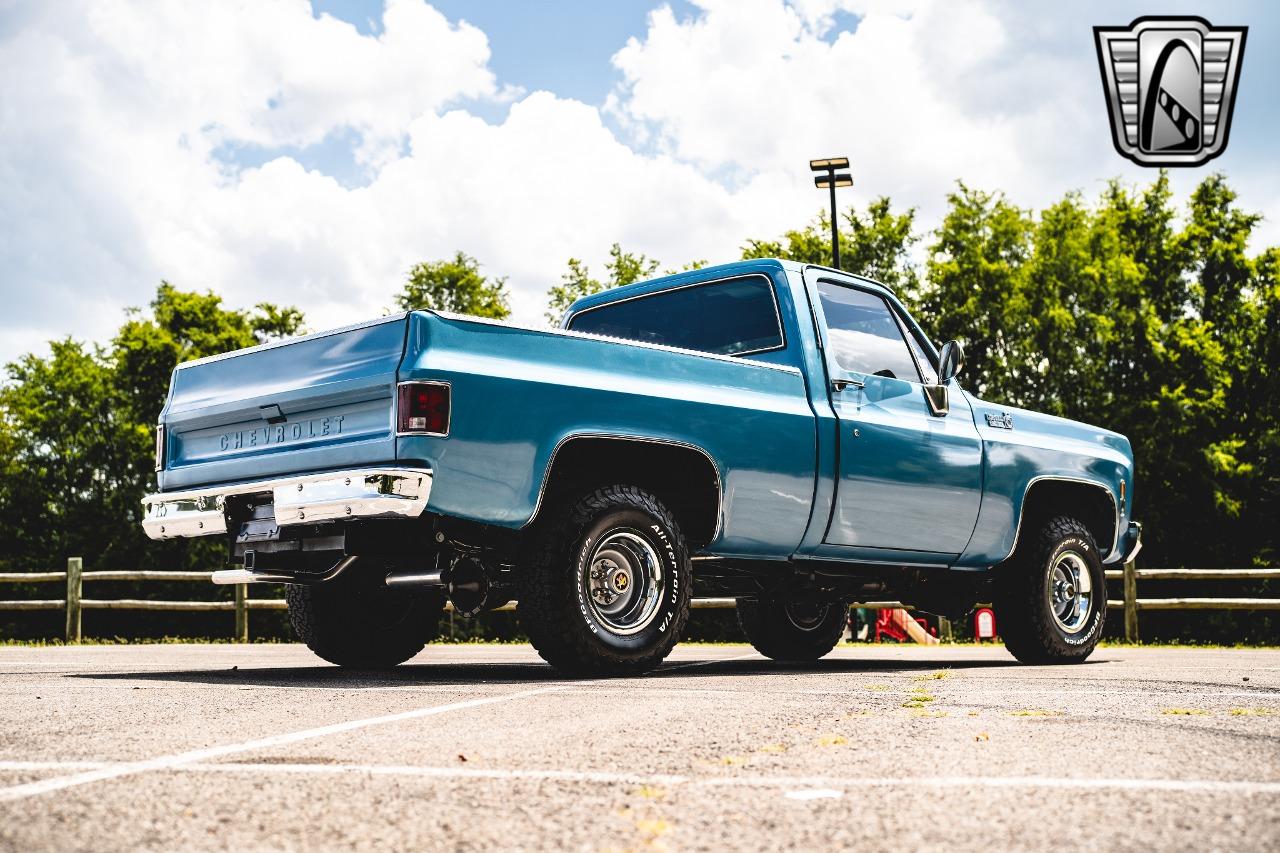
810 157 852 270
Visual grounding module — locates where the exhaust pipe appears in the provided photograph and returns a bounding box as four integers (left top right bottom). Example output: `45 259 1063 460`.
211 569 294 585
383 557 492 616
212 554 359 585
384 569 444 588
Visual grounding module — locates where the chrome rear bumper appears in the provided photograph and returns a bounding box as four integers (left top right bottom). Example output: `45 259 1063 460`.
141 468 432 541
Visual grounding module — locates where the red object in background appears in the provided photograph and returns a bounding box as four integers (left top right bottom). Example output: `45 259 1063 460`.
974 607 997 641
875 609 908 643
874 609 937 643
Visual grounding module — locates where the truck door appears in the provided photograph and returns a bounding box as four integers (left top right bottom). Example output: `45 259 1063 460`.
810 278 983 556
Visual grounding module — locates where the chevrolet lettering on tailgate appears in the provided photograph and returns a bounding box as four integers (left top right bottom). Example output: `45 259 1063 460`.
219 415 346 451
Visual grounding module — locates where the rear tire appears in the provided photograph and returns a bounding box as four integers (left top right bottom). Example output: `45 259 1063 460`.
518 485 691 677
287 568 445 669
736 595 847 661
995 515 1105 664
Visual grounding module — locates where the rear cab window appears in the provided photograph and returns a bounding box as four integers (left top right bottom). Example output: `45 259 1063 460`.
566 276 785 357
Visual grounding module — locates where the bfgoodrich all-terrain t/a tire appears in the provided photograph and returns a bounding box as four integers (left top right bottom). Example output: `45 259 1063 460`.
736 596 847 662
287 570 445 669
995 515 1106 664
518 485 692 677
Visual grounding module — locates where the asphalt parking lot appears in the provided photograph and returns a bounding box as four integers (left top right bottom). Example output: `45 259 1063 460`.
1 642 1277 852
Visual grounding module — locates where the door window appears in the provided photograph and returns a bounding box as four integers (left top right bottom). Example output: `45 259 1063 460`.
816 283 922 382
897 317 939 385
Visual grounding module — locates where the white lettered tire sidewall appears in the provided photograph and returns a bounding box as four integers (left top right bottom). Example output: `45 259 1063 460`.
572 509 685 655
1047 534 1105 649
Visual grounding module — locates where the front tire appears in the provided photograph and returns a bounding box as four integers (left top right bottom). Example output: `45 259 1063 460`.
287 569 445 669
518 485 691 676
736 595 847 661
995 515 1106 664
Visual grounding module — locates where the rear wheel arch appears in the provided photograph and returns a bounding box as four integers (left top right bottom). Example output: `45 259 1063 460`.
528 435 722 549
1012 478 1117 563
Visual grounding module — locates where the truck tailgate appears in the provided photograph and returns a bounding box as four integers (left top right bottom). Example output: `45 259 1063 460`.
158 315 408 490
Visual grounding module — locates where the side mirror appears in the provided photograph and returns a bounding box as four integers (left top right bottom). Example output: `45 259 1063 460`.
938 340 965 384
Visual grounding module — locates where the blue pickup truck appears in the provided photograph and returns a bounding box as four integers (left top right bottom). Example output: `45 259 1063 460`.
142 259 1141 674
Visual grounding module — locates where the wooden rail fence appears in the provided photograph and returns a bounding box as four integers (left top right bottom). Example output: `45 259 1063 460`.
2 558 1278 643
1103 564 1280 642
0 558 285 642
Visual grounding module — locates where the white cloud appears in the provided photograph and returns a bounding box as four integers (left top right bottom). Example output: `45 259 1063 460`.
608 0 1091 223
1 0 1276 366
0 0 805 357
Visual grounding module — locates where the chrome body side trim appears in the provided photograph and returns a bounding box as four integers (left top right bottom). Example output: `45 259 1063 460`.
141 467 433 541
429 311 802 375
523 433 724 541
1002 475 1121 564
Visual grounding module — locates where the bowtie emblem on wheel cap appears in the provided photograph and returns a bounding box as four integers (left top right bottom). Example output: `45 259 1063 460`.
1094 16 1246 167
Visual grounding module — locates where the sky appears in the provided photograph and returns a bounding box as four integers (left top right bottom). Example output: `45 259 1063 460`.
1 0 1277 365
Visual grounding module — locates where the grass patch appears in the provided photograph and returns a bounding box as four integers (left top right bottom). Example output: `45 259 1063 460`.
1009 709 1061 717
1229 708 1276 716
0 636 288 647
1160 708 1211 716
902 692 935 708
914 670 952 681
815 734 848 747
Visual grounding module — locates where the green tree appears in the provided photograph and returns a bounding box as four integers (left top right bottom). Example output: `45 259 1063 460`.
0 284 305 579
0 340 132 571
396 252 511 319
544 244 659 324
918 185 1033 400
742 197 920 295
113 283 302 428
251 303 307 342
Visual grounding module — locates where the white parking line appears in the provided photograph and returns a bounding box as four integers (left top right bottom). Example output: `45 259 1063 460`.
4 759 1278 795
0 685 568 803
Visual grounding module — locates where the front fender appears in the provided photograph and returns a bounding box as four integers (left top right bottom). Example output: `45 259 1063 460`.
956 395 1135 567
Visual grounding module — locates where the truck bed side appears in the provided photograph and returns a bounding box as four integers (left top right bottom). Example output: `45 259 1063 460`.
397 312 817 558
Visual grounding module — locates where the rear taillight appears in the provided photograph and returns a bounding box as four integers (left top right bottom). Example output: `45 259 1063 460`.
397 382 450 436
154 424 165 472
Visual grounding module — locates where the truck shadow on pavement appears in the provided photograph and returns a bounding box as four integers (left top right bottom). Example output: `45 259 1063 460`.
73 654 1032 690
